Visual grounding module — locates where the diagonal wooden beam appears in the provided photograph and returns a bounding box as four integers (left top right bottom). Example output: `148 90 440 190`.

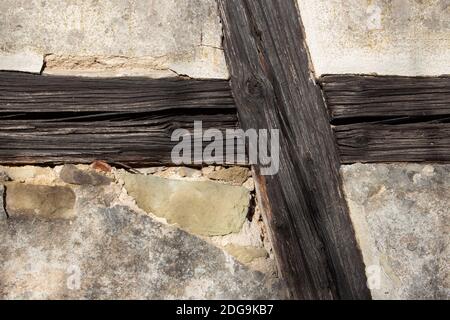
218 0 371 299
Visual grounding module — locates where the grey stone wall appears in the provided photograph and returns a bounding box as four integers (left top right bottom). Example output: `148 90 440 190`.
342 163 449 300
0 165 284 299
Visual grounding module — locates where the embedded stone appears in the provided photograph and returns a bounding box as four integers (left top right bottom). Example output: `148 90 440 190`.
224 244 268 264
0 51 43 73
6 183 76 219
91 161 112 173
208 167 250 185
60 164 112 186
0 166 55 183
119 172 250 236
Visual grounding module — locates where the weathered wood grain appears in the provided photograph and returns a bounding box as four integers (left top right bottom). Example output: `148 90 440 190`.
321 75 450 163
0 72 238 165
321 75 450 122
0 71 235 113
335 121 450 163
218 0 370 299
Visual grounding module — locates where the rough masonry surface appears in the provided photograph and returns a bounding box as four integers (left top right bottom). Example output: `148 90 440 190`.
60 164 112 186
6 183 76 219
119 172 250 236
0 0 228 77
0 200 282 299
341 163 449 300
297 0 450 76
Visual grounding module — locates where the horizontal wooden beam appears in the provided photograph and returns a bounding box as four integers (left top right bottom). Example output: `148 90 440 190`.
334 122 450 163
4 73 448 165
320 75 450 163
0 72 239 166
0 71 235 113
321 75 450 122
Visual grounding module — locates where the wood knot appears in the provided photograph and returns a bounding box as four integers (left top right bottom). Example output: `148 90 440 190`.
354 135 369 147
244 75 266 99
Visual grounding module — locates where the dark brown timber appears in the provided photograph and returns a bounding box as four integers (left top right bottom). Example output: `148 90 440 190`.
0 72 238 165
218 0 370 299
321 75 450 163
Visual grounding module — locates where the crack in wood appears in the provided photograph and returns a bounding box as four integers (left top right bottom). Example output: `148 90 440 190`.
0 72 239 166
321 75 450 163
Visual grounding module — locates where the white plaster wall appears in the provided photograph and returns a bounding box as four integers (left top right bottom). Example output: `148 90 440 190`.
297 0 450 76
0 0 228 78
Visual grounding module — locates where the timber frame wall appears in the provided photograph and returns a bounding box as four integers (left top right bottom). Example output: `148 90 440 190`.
1 0 448 299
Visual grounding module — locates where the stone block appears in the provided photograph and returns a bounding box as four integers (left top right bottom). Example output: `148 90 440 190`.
119 172 250 236
60 164 112 186
6 183 76 219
